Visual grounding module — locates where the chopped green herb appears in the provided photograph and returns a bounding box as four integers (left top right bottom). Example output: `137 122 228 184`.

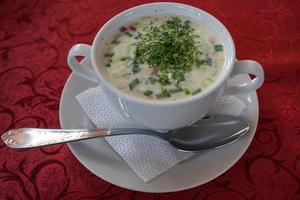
104 53 114 57
195 59 207 67
178 73 185 82
169 87 183 93
124 32 133 37
129 78 139 90
172 71 185 82
205 58 212 66
132 16 201 85
197 51 203 55
158 74 171 85
111 38 120 44
183 88 190 95
214 44 223 52
156 89 171 98
192 88 202 95
132 63 141 73
143 90 153 96
205 77 214 84
148 77 157 84
120 56 129 61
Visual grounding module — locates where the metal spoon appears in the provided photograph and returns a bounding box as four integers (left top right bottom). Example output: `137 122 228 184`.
1 115 250 152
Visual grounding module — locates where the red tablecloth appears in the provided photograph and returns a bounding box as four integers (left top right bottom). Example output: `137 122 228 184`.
1 0 300 199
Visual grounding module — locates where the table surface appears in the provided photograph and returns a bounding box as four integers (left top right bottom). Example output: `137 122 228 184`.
1 0 300 199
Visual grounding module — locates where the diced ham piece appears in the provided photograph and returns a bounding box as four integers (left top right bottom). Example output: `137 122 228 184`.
208 36 216 44
150 68 158 75
129 25 136 32
118 86 127 90
123 73 132 80
119 26 127 32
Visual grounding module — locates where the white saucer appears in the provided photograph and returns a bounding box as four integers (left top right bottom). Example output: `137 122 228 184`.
59 60 258 193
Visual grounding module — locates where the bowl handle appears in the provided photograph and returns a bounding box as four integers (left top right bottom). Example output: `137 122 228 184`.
67 44 99 83
224 60 264 95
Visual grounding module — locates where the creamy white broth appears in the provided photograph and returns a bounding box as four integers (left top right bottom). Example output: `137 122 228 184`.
101 15 225 100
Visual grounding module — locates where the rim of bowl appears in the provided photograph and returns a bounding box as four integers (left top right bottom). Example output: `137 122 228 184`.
91 2 235 107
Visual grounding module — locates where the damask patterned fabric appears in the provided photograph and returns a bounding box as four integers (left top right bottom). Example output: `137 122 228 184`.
0 0 299 199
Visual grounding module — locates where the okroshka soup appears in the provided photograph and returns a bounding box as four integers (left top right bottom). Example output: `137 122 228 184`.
68 3 264 129
100 15 225 101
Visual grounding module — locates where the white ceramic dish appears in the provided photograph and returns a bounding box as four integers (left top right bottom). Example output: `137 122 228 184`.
67 2 264 130
59 59 258 193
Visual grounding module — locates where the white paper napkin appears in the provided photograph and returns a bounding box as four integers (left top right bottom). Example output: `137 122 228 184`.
76 85 246 182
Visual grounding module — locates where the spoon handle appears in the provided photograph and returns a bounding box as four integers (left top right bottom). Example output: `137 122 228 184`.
1 128 109 148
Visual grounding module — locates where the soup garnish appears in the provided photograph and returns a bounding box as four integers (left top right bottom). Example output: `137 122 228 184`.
102 16 224 100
